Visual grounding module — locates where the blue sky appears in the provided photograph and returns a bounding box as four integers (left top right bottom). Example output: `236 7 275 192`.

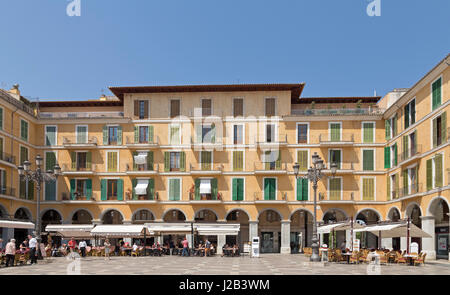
0 0 449 101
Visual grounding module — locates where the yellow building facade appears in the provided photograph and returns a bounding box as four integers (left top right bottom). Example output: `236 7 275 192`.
0 55 448 259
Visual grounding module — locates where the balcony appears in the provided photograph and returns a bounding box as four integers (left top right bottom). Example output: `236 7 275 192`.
189 163 223 175
62 136 98 148
125 163 159 175
399 145 422 166
399 183 422 198
253 191 288 202
319 133 354 146
126 136 159 148
323 162 355 174
190 136 223 149
254 162 288 174
39 111 124 119
62 164 96 175
318 191 356 203
255 134 288 148
291 107 385 117
0 186 16 197
0 152 16 166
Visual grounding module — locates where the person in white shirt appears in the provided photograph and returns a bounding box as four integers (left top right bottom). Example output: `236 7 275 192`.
28 235 38 264
79 240 87 257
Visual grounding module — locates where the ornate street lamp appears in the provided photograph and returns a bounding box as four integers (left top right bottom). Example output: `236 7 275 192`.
17 155 61 259
293 152 337 262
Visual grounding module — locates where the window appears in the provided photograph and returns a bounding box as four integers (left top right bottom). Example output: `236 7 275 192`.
390 174 399 199
232 178 244 201
107 179 118 200
385 115 398 140
233 98 243 117
0 169 6 193
329 123 341 142
391 143 398 167
108 126 118 145
170 99 180 118
329 149 341 169
134 125 153 144
202 99 212 116
202 125 213 143
427 154 443 191
233 125 243 144
77 152 87 170
70 151 91 171
432 77 442 111
362 149 374 171
131 178 154 200
264 150 281 170
76 126 88 144
232 150 244 171
170 124 181 145
107 151 118 172
432 112 447 148
134 100 149 119
164 151 185 172
170 152 181 170
0 107 3 130
20 146 28 165
200 151 212 170
404 99 416 129
19 146 32 200
70 179 92 200
265 98 276 117
194 178 218 200
20 119 28 141
139 126 149 143
266 124 275 143
45 126 57 146
296 178 308 201
403 166 418 195
297 150 308 171
100 179 123 201
132 151 153 171
328 177 342 200
168 178 181 200
362 122 374 143
44 151 57 201
297 123 308 143
362 178 375 201
263 178 276 200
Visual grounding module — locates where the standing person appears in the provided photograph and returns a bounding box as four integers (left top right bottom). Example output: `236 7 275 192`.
0 238 3 250
68 237 77 259
169 239 175 256
79 240 87 257
28 235 38 265
104 239 111 260
5 239 16 267
205 239 211 257
181 237 189 257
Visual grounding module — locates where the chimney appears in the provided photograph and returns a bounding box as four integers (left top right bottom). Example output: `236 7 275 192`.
8 84 21 100
99 94 107 101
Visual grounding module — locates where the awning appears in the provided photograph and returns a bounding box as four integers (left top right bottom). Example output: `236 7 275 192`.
354 222 431 238
45 224 94 238
199 179 211 194
135 179 148 195
0 220 34 229
317 223 345 234
90 225 151 237
196 223 240 236
146 223 193 235
134 153 147 165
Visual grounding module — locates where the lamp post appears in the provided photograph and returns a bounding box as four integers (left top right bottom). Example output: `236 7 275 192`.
17 155 61 259
293 152 337 262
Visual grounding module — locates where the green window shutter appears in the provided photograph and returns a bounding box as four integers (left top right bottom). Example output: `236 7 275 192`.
169 179 174 200
236 178 244 201
149 126 154 143
101 179 107 200
86 179 92 200
0 138 3 160
363 150 374 171
298 150 308 171
404 105 409 129
432 118 437 148
70 179 76 200
134 126 139 143
275 151 281 170
148 178 154 200
194 178 200 200
411 100 416 124
393 115 397 137
131 178 137 200
432 78 442 110
45 152 56 170
211 178 218 200
70 152 76 170
147 151 153 170
117 126 122 145
362 178 373 200
330 123 340 141
233 151 243 171
394 174 399 197
86 152 92 170
363 123 374 143
426 159 432 191
107 152 112 172
435 154 443 188
393 144 398 166
27 181 34 200
232 179 237 200
402 136 408 158
297 178 308 201
402 170 408 195
174 179 180 200
329 178 341 200
211 124 216 143
102 125 108 145
264 178 276 200
117 179 123 200
0 108 3 130
180 152 186 171
385 120 390 140
196 124 202 143
386 175 391 200
441 112 447 142
164 152 170 172
132 151 138 170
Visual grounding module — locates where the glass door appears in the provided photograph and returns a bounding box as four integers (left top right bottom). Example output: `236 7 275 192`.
261 232 274 253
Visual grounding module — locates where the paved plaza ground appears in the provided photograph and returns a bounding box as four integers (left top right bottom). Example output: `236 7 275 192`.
1 254 449 275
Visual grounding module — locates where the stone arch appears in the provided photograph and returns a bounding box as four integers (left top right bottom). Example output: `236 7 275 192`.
289 208 314 220
100 209 124 224
132 209 155 224
162 208 187 222
70 209 94 224
405 202 423 217
225 208 251 221
427 196 450 217
40 208 64 221
387 206 402 221
257 208 284 220
14 207 32 221
355 208 382 224
0 203 8 218
194 208 218 222
322 208 348 224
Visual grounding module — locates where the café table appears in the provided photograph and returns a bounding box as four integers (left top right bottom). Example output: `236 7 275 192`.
341 252 352 264
403 254 418 266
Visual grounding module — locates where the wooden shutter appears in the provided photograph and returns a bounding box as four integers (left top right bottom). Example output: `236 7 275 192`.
232 178 237 201
180 152 185 171
297 178 308 201
385 120 390 140
131 178 137 200
237 178 244 201
149 126 154 143
298 150 308 171
404 104 410 128
393 115 397 137
147 151 153 170
164 152 170 172
101 179 107 200
144 100 149 118
134 126 139 143
402 170 408 196
70 152 76 170
134 100 139 117
194 178 200 200
233 99 243 117
211 178 218 200
393 144 398 166
435 154 443 187
330 123 340 141
86 152 92 170
402 136 408 159
148 179 154 200
132 151 138 171
386 175 390 200
102 125 108 145
363 123 374 143
363 178 374 200
0 108 3 130
363 150 374 171
426 159 432 191
117 179 123 201
275 151 281 170
86 179 92 200
265 98 275 117
117 126 122 145
173 179 180 200
171 100 180 117
70 179 76 200
329 178 341 200
441 112 447 143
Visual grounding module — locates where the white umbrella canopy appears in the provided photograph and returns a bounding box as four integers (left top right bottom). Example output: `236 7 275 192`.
354 222 431 238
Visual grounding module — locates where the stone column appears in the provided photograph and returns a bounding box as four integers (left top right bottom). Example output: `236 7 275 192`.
91 219 102 246
420 216 436 260
280 220 291 254
400 237 407 251
381 238 393 250
217 234 226 255
249 221 258 241
345 230 352 249
2 227 14 244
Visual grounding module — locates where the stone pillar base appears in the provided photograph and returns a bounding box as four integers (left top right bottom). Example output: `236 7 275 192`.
280 247 291 254
423 250 436 260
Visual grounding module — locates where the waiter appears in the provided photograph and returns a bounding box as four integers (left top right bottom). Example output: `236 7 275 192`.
28 234 38 265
